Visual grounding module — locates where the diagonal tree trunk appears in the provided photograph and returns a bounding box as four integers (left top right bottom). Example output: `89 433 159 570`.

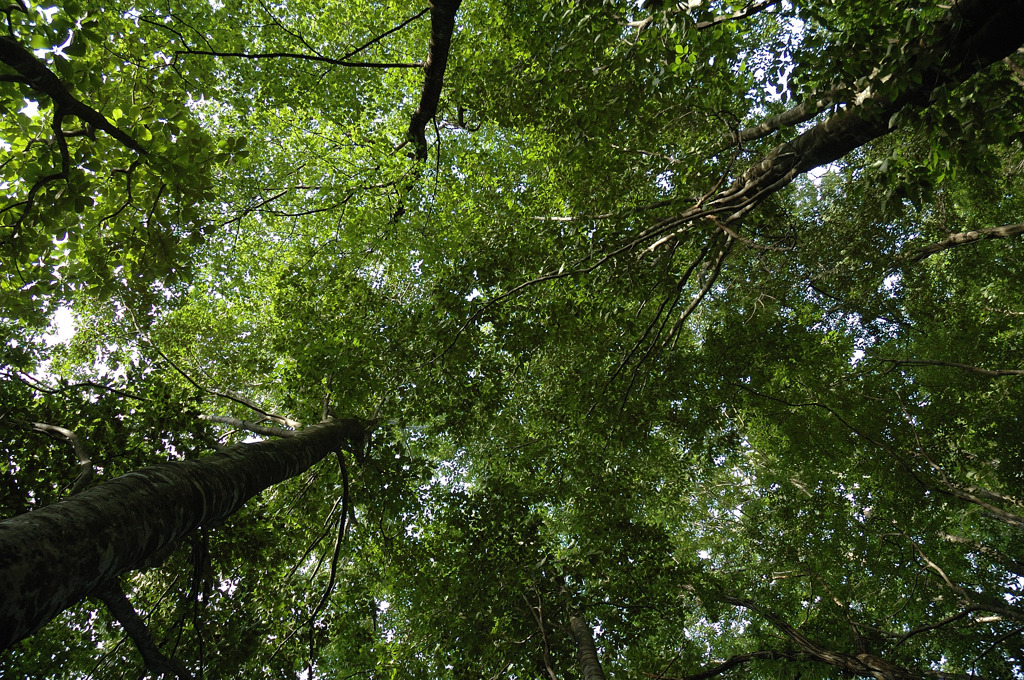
0 418 368 650
639 0 1024 252
711 0 1024 222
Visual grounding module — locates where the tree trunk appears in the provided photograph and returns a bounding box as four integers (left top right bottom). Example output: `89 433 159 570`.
708 0 1024 223
0 418 366 649
569 613 608 680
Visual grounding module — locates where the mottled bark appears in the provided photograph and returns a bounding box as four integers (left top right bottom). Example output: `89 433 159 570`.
907 223 1024 261
0 418 366 649
569 614 608 680
708 0 1024 224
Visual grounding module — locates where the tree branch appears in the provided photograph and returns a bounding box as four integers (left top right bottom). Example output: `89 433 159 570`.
174 48 421 69
407 0 463 160
0 36 148 156
92 580 195 680
729 89 838 145
197 414 298 438
31 422 93 494
716 593 938 679
339 7 429 61
703 0 1024 226
693 0 783 31
879 358 1024 377
906 223 1024 261
646 650 801 680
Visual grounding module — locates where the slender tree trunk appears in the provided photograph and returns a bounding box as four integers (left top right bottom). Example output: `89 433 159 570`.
0 418 366 649
569 614 608 680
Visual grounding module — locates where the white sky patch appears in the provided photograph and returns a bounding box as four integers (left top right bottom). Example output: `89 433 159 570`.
44 306 75 346
19 99 39 118
807 162 839 186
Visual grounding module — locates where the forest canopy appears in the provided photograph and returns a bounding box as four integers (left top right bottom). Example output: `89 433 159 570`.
2 0 1024 678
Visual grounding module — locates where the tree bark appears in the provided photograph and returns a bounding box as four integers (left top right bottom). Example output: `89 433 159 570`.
569 613 608 680
707 0 1024 224
907 223 1024 261
0 35 149 156
0 418 367 650
407 0 463 160
92 580 195 680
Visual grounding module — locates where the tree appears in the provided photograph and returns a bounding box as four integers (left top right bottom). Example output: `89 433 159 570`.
3 0 1024 678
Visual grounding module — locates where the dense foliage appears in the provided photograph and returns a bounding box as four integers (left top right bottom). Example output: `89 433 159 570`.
3 0 1024 678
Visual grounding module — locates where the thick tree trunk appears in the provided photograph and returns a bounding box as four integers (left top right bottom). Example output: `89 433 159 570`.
0 418 366 649
569 613 608 680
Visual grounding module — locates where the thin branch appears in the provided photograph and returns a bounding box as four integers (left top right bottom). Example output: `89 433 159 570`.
523 593 558 680
174 48 421 68
211 389 302 429
307 452 350 668
339 7 429 61
9 371 144 401
711 216 792 251
666 235 734 349
645 650 801 680
136 324 300 428
531 197 682 223
693 0 783 31
973 625 1024 670
254 0 321 55
285 494 346 582
879 358 1024 377
891 606 980 648
903 534 972 603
